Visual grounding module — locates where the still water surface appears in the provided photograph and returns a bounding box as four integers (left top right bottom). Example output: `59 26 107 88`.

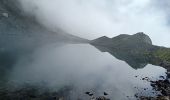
1 44 166 100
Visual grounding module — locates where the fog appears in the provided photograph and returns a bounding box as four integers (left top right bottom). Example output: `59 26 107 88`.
18 0 170 47
1 0 169 99
7 44 166 99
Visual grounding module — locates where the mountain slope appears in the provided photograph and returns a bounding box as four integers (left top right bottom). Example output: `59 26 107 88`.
0 0 88 50
91 32 170 70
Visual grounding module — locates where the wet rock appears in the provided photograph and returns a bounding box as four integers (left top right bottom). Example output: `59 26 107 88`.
160 76 166 79
159 61 170 69
86 91 110 100
96 96 110 100
137 74 170 100
85 91 94 96
139 96 155 100
139 96 170 100
150 79 170 96
104 92 108 95
157 96 170 100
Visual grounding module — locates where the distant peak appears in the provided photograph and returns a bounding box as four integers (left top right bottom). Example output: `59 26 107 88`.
101 36 109 38
132 32 152 44
136 32 145 34
91 32 152 46
96 36 110 40
134 32 147 36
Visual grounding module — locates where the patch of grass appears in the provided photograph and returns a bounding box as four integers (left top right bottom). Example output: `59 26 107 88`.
153 48 170 62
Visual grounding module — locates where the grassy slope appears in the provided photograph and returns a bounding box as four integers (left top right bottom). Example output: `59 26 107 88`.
152 48 170 62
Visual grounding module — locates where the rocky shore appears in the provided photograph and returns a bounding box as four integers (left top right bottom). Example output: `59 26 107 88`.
136 74 170 100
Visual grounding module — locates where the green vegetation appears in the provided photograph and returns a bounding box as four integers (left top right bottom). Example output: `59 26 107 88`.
91 32 170 69
153 48 170 62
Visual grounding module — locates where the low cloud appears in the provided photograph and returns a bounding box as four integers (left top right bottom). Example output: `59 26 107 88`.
18 0 170 47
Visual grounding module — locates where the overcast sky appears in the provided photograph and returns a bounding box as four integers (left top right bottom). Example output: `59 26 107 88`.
18 0 170 47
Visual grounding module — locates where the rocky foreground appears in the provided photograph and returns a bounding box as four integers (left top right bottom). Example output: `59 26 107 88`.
138 75 170 100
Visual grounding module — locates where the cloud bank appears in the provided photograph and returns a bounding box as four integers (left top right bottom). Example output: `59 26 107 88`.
18 0 170 47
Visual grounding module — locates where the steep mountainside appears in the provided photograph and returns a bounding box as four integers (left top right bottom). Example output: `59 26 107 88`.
0 0 88 51
91 32 170 70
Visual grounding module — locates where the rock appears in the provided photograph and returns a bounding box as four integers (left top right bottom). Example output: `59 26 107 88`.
85 91 94 96
104 92 108 95
85 91 90 95
133 32 152 45
138 74 170 100
159 61 170 70
157 96 170 100
96 96 110 100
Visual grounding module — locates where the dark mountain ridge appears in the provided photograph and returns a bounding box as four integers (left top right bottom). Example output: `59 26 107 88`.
91 32 152 48
91 32 170 70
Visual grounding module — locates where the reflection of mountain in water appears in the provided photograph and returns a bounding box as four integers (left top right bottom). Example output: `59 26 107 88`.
92 45 148 69
91 32 170 70
0 0 88 80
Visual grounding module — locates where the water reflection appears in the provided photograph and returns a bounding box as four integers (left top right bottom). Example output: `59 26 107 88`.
92 45 150 69
0 44 166 100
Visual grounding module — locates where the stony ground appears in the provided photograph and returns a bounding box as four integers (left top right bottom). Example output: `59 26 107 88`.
137 73 170 100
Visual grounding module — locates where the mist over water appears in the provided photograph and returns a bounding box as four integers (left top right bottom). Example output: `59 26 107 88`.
18 0 170 47
1 0 170 99
5 44 166 100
